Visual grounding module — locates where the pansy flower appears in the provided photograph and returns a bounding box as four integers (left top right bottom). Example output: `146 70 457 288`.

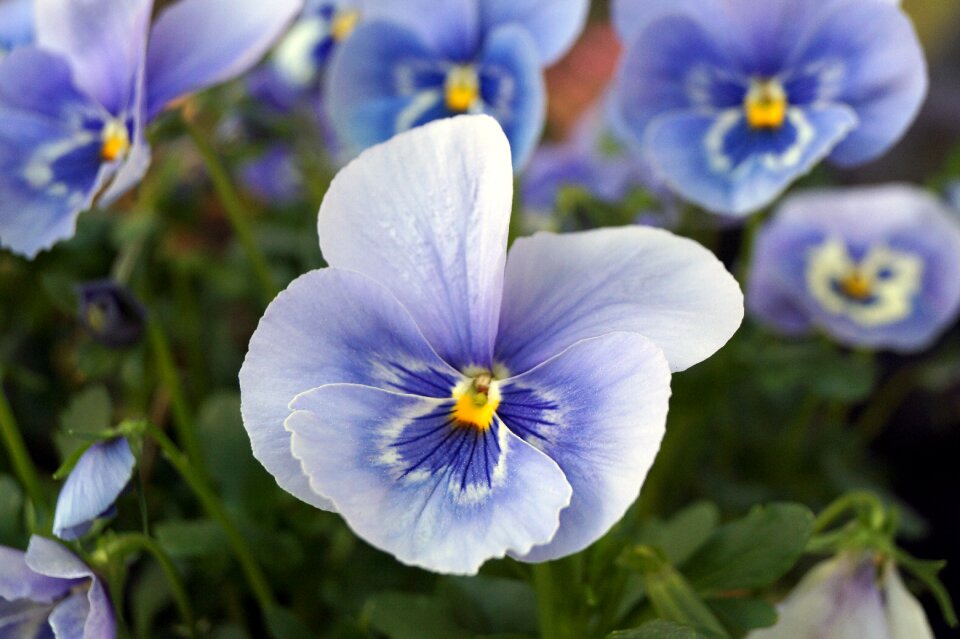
0 0 303 258
610 0 927 216
0 536 114 638
239 115 743 574
748 185 960 352
324 0 589 167
53 437 136 541
0 0 32 57
748 552 934 639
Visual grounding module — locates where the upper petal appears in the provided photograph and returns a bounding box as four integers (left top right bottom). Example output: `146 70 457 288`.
362 0 480 61
0 545 74 604
499 332 671 562
53 438 136 541
496 226 743 374
884 563 935 639
35 0 151 114
240 267 460 511
479 0 589 65
318 115 513 370
145 0 303 119
611 0 725 43
0 0 33 53
286 383 572 575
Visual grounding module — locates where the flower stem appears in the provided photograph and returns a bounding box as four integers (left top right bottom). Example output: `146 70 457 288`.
104 533 197 638
183 119 280 306
145 422 276 612
147 320 205 475
0 380 47 521
533 562 561 639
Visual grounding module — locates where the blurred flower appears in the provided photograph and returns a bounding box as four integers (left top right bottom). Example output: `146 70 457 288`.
77 280 147 348
325 0 590 167
610 0 927 216
240 115 743 574
240 145 305 205
749 552 934 639
0 536 115 638
523 100 676 230
748 185 960 352
0 0 303 258
0 0 33 57
53 438 136 541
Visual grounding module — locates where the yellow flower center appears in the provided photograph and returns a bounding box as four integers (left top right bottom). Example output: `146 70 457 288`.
839 271 873 301
744 79 788 130
331 10 360 42
451 372 500 431
445 65 480 113
100 120 130 162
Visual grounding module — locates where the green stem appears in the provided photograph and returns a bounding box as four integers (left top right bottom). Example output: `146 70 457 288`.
813 491 884 534
0 381 47 521
147 321 205 474
183 119 279 305
105 533 197 638
533 562 561 639
854 365 918 442
145 422 275 611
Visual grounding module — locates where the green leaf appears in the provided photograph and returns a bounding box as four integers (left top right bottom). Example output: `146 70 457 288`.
624 546 729 638
0 475 24 544
365 592 470 639
630 502 720 568
706 598 778 637
155 519 226 559
264 605 315 639
893 551 958 627
608 619 713 639
684 503 814 593
441 576 538 636
57 386 112 460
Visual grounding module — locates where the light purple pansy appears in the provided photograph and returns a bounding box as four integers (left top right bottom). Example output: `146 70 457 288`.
748 185 960 352
239 115 743 574
0 0 33 56
324 0 589 168
0 536 115 639
610 0 927 216
0 0 303 258
53 438 136 541
748 553 934 639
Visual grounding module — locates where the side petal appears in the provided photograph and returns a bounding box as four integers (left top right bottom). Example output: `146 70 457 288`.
324 20 439 155
286 384 572 575
796 1 927 166
476 25 545 169
499 332 671 562
48 593 87 639
53 438 136 541
884 564 935 639
0 545 74 603
24 537 91 581
145 0 303 120
479 0 588 65
317 115 512 370
496 226 743 375
643 106 858 216
240 268 460 511
34 0 151 115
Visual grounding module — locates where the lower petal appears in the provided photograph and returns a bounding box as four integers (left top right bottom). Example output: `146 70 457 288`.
286 384 572 575
497 332 671 562
644 105 858 216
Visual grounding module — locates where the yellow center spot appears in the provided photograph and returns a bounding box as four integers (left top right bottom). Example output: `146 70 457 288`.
331 10 360 42
744 79 788 130
451 372 500 431
445 65 480 113
100 120 130 162
840 271 873 301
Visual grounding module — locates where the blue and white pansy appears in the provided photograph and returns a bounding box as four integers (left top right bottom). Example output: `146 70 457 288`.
0 0 303 258
748 185 960 352
0 0 33 57
239 115 743 574
325 0 589 167
610 0 927 216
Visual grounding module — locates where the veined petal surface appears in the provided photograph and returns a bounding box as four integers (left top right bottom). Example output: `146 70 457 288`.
318 116 512 370
496 227 743 374
479 0 589 65
286 384 572 574
499 332 671 562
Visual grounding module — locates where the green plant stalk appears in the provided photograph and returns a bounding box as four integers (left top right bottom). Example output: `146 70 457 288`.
145 422 276 611
533 562 561 639
105 533 198 639
183 119 279 306
147 320 205 474
0 382 47 519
